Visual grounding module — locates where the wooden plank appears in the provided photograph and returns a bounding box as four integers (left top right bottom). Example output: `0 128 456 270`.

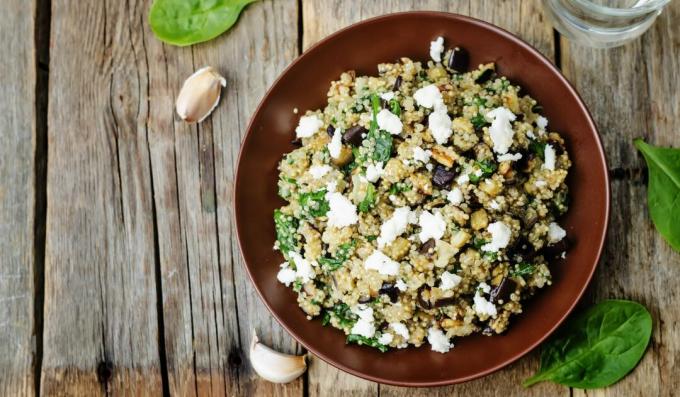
143 0 302 396
562 1 680 396
301 1 565 395
0 0 38 395
41 0 162 394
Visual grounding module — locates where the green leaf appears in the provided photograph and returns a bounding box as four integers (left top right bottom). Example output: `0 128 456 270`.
529 139 547 160
298 189 329 218
318 241 355 271
471 114 488 129
509 262 536 278
149 0 259 46
389 98 401 116
328 303 357 328
367 93 393 162
524 300 652 389
273 210 298 259
346 334 389 352
634 139 680 252
358 184 377 213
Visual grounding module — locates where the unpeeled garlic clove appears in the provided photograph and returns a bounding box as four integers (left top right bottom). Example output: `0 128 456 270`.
176 66 226 123
249 330 307 383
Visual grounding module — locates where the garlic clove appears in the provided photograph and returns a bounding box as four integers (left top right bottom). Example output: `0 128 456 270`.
249 330 307 383
176 66 226 123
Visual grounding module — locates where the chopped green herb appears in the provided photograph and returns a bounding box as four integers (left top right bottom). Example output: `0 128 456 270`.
358 183 377 213
529 140 547 160
274 210 298 259
367 93 393 162
321 311 331 326
483 251 498 262
510 262 536 278
293 280 303 292
329 303 357 328
366 235 377 242
318 240 356 271
298 189 329 218
346 334 389 352
389 98 401 116
389 181 412 194
470 159 498 183
472 236 487 250
473 96 487 107
471 113 488 129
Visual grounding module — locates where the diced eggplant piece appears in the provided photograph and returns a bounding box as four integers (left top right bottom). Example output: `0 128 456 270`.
326 125 335 137
392 76 403 91
475 68 494 84
432 165 456 188
342 125 367 146
419 238 436 256
508 236 537 263
489 277 517 304
434 296 457 308
378 282 400 303
447 47 469 72
416 284 433 310
542 238 571 260
290 138 302 147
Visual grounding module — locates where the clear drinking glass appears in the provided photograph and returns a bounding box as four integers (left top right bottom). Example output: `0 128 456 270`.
544 0 671 48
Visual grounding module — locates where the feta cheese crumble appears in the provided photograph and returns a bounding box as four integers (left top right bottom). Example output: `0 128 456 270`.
380 91 395 101
535 180 547 187
486 107 517 154
497 152 522 162
548 222 566 243
351 306 376 338
413 84 443 109
288 251 315 282
473 293 497 317
543 143 556 170
427 327 453 353
447 187 463 205
327 128 343 159
309 164 331 179
418 210 447 243
428 105 453 145
481 221 512 252
390 322 410 340
377 333 394 345
489 199 501 210
376 108 403 135
377 207 413 248
412 146 432 164
276 265 297 286
364 250 400 276
326 180 337 192
325 192 358 227
429 36 445 63
365 162 384 183
395 279 408 292
457 173 470 185
295 115 323 138
536 115 548 130
440 271 462 290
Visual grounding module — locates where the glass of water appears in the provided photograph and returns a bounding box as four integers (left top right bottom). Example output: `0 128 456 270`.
544 0 671 48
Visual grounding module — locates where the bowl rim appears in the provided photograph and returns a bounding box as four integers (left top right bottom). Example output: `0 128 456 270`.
234 10 610 387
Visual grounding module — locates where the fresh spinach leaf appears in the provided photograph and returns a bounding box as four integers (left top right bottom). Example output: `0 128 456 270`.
389 181 412 195
472 236 487 250
524 300 652 389
367 93 393 162
328 303 357 328
471 113 488 130
318 241 356 271
529 139 547 160
634 139 680 252
470 159 497 183
346 334 389 352
273 209 298 259
358 183 377 213
149 0 259 46
389 98 401 116
298 189 329 218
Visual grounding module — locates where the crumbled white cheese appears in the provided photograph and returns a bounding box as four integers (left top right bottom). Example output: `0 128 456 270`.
390 322 410 340
481 222 512 252
473 169 483 177
309 164 331 179
293 108 298 114
413 84 443 109
288 251 315 282
365 162 384 183
276 264 296 286
418 210 447 243
478 282 491 294
351 306 376 338
440 271 462 290
326 180 337 192
377 207 413 248
377 333 394 345
295 115 323 138
380 92 395 101
536 115 548 130
489 199 501 210
426 163 433 171
534 180 547 187
395 279 408 292
388 194 397 202
428 105 453 145
447 187 463 205
497 152 522 162
325 192 358 227
548 222 566 243
473 293 497 317
412 147 432 164
457 173 470 185
527 130 536 139
427 327 453 353
543 144 556 170
376 109 403 135
364 250 401 276
327 128 343 159
429 36 445 63
486 107 517 154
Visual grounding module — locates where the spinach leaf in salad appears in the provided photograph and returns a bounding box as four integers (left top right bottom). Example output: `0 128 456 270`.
471 113 488 130
358 183 377 213
324 303 357 328
298 189 329 218
389 181 412 195
318 240 356 271
389 98 401 116
470 159 497 183
529 139 547 160
346 334 389 352
149 0 259 46
524 300 652 389
273 209 298 259
634 139 680 252
367 93 393 163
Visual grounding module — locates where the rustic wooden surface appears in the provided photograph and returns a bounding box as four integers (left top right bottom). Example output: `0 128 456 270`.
0 0 678 396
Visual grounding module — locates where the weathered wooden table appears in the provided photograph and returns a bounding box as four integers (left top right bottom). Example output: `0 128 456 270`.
2 0 678 395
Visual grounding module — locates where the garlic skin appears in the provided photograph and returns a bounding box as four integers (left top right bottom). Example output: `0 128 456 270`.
176 66 226 123
249 330 307 383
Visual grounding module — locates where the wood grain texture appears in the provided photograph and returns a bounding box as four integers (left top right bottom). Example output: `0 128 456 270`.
143 0 302 396
301 1 564 396
41 0 162 394
562 1 680 396
0 0 38 395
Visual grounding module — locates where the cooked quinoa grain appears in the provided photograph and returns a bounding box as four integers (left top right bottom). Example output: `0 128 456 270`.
273 40 571 353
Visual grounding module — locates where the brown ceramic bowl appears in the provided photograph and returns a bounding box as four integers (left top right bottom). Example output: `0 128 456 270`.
235 12 609 386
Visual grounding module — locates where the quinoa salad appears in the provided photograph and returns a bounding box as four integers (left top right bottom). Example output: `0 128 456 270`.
273 36 571 354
